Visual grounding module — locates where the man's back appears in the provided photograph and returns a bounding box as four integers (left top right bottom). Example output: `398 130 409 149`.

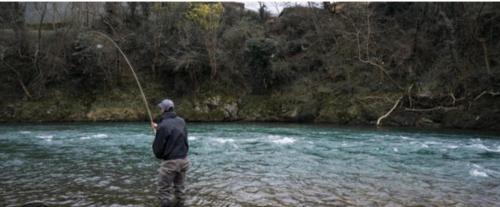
153 111 189 160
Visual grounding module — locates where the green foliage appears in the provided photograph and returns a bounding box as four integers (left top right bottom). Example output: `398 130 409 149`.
1 2 500 129
186 3 224 32
240 37 295 92
244 38 277 68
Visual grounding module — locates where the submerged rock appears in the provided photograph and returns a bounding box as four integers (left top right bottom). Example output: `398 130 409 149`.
416 117 441 128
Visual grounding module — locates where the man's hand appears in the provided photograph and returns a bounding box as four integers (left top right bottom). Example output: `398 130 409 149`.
151 122 158 130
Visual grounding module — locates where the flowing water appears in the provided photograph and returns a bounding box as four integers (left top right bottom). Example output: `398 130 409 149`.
1 122 499 207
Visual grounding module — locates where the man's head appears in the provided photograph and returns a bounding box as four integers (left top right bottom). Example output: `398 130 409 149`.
158 99 174 113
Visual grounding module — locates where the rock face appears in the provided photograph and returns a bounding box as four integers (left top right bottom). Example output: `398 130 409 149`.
1 87 499 131
177 95 240 121
86 107 145 121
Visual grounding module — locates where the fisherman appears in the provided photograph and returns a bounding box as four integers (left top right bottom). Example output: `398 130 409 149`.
152 99 190 207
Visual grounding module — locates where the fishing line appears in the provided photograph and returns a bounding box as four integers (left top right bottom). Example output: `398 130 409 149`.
88 31 155 134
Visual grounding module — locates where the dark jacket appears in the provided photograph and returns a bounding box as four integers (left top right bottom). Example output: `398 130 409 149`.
152 112 189 160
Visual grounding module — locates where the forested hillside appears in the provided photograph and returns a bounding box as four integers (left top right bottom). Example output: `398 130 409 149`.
1 2 500 130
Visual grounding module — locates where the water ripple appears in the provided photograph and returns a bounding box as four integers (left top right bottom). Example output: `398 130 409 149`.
0 123 499 206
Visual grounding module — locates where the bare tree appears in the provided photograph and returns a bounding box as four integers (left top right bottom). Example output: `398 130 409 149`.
30 2 48 97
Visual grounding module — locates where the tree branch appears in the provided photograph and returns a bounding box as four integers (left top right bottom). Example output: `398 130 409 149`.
356 31 403 90
404 106 458 112
2 62 32 99
474 90 500 101
377 95 403 127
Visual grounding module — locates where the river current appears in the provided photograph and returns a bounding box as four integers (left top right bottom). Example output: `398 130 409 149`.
1 122 499 206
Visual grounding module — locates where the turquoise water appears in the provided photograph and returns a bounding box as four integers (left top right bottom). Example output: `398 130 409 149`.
1 122 499 206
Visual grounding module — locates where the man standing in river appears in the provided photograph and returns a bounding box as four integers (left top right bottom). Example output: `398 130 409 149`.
152 99 190 207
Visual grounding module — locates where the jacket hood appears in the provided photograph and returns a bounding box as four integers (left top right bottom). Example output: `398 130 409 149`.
161 112 177 120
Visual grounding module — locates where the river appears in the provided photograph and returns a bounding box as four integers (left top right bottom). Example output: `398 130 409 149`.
1 122 499 206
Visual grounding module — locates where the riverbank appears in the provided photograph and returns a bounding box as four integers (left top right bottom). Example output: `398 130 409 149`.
1 84 499 131
2 2 500 132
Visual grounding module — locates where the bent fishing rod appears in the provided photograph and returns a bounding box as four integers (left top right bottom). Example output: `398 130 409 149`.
87 31 155 134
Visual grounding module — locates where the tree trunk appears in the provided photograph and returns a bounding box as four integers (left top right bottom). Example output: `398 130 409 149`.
31 3 48 97
478 39 491 75
10 3 28 53
206 35 218 79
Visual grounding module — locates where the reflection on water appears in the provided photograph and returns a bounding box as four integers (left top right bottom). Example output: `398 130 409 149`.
1 123 500 206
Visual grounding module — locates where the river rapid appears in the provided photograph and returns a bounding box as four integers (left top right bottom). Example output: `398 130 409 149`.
1 122 499 206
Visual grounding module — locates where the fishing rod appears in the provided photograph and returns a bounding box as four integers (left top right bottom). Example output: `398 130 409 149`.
88 31 155 134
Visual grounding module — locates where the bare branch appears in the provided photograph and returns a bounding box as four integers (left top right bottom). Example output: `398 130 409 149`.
449 92 456 105
377 95 403 127
356 31 403 89
474 90 500 101
407 84 414 108
404 106 459 112
2 62 32 99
